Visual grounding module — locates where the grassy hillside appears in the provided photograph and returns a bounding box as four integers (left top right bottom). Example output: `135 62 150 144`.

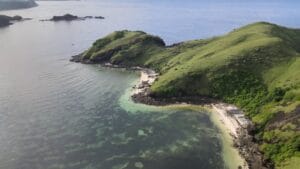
79 30 165 65
76 22 300 168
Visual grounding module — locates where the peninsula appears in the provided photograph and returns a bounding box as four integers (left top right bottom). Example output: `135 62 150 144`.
71 22 300 169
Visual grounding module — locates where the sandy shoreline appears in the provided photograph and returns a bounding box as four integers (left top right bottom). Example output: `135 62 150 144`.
93 64 266 169
131 69 251 137
131 69 265 169
211 103 252 138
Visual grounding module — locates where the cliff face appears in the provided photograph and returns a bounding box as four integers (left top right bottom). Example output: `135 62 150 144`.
0 0 37 11
72 22 300 169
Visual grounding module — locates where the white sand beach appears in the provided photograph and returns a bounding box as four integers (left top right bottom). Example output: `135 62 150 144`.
211 103 251 138
131 69 251 169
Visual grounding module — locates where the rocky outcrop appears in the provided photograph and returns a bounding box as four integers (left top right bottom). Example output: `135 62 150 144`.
40 14 105 22
0 15 30 27
0 15 11 27
51 14 78 21
236 128 274 169
95 16 105 19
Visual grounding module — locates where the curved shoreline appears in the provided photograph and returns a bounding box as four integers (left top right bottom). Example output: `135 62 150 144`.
76 62 270 169
130 68 269 169
118 71 248 169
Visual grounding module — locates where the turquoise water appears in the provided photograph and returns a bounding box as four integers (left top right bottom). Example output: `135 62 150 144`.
0 65 225 169
0 0 299 168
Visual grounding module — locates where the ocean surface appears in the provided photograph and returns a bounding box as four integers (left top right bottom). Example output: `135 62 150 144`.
0 0 300 169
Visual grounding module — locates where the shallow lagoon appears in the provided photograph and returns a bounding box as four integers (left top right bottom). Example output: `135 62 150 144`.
0 66 226 169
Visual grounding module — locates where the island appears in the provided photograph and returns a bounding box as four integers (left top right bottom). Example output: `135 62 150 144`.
0 15 29 27
71 22 300 169
0 0 37 11
40 14 105 22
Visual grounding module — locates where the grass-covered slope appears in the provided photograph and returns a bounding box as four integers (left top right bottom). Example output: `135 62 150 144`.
78 30 165 65
76 22 300 168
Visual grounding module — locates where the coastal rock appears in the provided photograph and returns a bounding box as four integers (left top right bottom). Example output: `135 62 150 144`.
0 15 29 27
51 14 78 21
10 15 22 21
70 54 81 62
40 14 105 22
95 16 105 19
0 15 11 27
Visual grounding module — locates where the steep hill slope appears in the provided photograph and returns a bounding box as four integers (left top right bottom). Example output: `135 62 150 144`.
72 22 300 168
73 30 166 65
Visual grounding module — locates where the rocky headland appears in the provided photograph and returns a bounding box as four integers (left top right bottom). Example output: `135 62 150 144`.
70 22 300 169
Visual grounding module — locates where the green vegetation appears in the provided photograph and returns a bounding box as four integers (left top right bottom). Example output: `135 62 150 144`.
80 30 165 65
77 22 300 168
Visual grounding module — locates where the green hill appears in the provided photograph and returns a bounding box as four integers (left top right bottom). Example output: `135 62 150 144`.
73 22 300 168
